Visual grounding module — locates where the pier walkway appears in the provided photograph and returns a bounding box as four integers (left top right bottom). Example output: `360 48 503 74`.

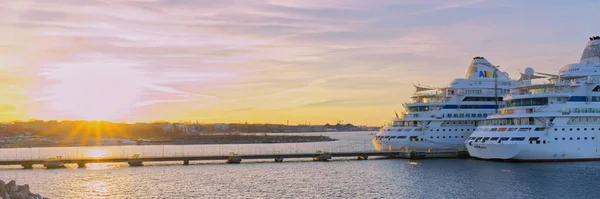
0 149 469 169
0 139 470 169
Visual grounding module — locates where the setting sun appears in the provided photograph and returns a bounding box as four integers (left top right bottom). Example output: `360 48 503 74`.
86 149 109 158
39 55 146 121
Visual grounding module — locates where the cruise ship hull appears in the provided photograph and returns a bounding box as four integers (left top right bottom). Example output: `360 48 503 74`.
373 130 469 151
374 139 465 151
466 132 600 161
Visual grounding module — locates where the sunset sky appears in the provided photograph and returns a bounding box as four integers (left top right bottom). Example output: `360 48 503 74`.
0 0 599 125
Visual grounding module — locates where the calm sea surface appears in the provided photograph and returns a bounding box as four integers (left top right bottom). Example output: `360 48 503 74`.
1 131 600 198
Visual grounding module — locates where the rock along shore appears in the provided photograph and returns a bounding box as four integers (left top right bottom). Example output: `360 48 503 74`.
0 180 45 199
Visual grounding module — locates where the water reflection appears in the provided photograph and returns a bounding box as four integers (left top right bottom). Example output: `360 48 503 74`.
0 132 599 198
0 132 377 161
85 163 112 170
82 180 112 199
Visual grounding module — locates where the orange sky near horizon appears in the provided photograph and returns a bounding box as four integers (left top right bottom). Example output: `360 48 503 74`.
0 0 599 125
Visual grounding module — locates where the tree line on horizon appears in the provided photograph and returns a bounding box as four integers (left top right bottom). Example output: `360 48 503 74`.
0 120 376 139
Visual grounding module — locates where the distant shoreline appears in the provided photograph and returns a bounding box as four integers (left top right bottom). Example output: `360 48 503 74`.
0 134 338 148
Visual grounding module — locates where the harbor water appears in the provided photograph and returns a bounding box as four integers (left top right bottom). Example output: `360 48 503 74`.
1 132 599 198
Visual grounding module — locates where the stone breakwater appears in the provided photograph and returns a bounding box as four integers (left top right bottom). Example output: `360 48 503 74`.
171 134 337 145
0 180 44 199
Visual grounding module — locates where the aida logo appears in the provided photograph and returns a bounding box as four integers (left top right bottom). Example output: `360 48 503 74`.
479 70 498 78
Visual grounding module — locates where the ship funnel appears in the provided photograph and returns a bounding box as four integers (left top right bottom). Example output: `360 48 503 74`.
465 56 509 80
580 36 600 64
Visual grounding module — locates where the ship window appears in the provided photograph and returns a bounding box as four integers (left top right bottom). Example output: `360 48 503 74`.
577 137 580 140
490 137 499 141
490 128 498 131
569 128 572 131
408 106 429 112
430 136 433 139
562 128 565 131
461 136 464 138
477 113 482 117
528 137 539 141
500 137 510 141
554 138 558 140
443 136 446 138
554 128 557 131
562 138 565 140
398 136 407 139
436 129 439 131
534 127 545 131
475 137 482 141
498 128 507 132
510 137 525 141
506 97 548 107
384 136 390 138
584 128 588 131
518 128 531 131
461 129 464 131
570 137 573 140
577 128 580 131
543 140 546 144
397 129 403 132
390 136 397 139
449 129 452 131
482 137 490 142
585 137 588 140
443 129 446 131
448 114 452 118
508 128 517 131
483 114 488 117
594 85 600 92
437 136 440 138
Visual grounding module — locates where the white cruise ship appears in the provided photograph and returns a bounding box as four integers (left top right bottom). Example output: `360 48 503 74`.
373 57 516 152
466 36 600 161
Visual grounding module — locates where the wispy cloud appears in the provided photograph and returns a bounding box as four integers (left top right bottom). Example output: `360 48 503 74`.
0 0 598 123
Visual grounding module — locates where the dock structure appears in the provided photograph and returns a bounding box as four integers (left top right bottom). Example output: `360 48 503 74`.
0 150 469 169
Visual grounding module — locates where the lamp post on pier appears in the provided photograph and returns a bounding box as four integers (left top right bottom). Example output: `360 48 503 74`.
494 65 500 113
